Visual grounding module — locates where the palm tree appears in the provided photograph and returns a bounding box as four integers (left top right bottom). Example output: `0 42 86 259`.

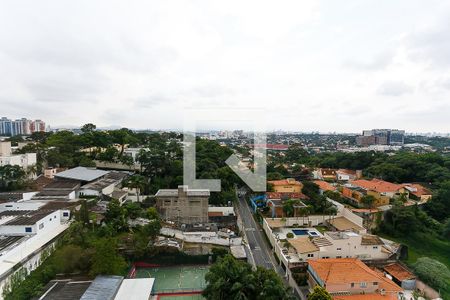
124 175 147 202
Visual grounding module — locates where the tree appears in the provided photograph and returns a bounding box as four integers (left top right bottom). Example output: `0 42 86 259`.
361 195 376 209
105 199 127 232
425 181 450 222
79 200 90 226
443 218 450 240
203 255 292 300
147 207 160 220
124 175 147 202
0 165 26 191
90 238 127 276
307 286 332 300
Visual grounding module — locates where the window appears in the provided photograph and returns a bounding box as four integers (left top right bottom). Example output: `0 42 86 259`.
373 282 378 286
307 253 314 258
336 256 342 258
350 283 355 288
25 227 32 233
5 205 12 208
63 212 69 217
336 248 342 251
373 246 378 249
360 282 367 288
39 223 44 229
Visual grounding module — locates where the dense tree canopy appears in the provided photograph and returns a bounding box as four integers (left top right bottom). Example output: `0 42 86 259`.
203 255 293 300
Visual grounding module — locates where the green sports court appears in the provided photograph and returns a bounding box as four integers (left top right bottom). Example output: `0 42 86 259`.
134 265 209 294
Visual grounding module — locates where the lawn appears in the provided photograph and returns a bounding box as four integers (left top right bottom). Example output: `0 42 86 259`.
380 232 450 299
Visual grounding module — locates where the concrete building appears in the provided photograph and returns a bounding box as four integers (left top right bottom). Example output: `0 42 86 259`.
357 129 405 146
0 207 70 297
0 142 37 169
155 186 209 224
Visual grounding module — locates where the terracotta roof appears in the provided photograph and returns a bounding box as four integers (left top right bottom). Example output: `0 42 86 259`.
268 179 302 186
208 211 223 217
308 258 402 293
383 263 415 281
334 294 399 300
313 180 336 192
350 179 402 193
266 192 309 200
351 208 379 213
402 183 431 197
337 169 357 176
290 237 319 254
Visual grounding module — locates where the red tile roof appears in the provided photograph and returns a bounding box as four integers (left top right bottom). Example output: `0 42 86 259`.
334 295 399 300
266 192 309 200
383 263 415 281
313 180 336 191
268 179 302 186
308 258 402 293
350 179 403 193
402 183 431 197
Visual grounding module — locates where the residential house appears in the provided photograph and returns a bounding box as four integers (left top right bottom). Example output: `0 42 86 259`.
336 169 362 181
268 178 302 193
402 183 432 203
320 168 337 181
308 258 403 299
266 192 308 218
343 179 407 208
313 180 336 193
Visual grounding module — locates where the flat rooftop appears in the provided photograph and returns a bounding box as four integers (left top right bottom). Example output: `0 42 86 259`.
40 280 92 300
114 278 155 300
55 167 109 182
156 189 210 197
4 210 55 226
328 216 365 232
80 275 123 300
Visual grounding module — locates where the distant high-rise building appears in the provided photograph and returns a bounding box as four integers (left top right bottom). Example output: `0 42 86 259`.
0 117 47 136
357 129 405 146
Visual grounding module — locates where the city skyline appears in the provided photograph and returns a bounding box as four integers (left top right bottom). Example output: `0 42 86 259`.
1 1 450 132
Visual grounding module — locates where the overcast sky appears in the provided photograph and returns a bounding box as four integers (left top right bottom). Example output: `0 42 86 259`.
1 0 450 133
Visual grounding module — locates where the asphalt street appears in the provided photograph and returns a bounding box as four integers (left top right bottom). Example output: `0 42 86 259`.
236 194 284 275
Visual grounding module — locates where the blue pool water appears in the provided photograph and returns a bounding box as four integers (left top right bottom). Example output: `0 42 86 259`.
292 229 309 236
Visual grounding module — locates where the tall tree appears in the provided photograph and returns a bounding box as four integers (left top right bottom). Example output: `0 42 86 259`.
307 286 332 300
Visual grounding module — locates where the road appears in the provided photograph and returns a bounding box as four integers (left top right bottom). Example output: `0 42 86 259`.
236 194 284 275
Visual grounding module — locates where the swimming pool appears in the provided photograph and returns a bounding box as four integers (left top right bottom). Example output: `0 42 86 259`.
291 229 321 237
292 229 309 236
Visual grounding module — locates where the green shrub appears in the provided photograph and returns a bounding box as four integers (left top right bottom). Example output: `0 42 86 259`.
413 257 450 291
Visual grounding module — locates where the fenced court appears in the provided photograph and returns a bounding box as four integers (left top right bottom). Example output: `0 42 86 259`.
156 293 204 300
132 265 209 294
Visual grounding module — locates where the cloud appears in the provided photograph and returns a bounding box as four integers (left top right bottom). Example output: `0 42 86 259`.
0 1 449 132
377 81 414 97
406 18 450 68
344 52 394 71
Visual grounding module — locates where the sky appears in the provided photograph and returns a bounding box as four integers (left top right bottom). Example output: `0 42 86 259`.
1 0 450 133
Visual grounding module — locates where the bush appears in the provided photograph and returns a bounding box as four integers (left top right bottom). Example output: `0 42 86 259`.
413 257 450 291
286 232 294 239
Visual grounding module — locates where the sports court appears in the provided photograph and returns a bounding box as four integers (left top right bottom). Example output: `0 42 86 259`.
133 265 209 294
156 293 204 300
